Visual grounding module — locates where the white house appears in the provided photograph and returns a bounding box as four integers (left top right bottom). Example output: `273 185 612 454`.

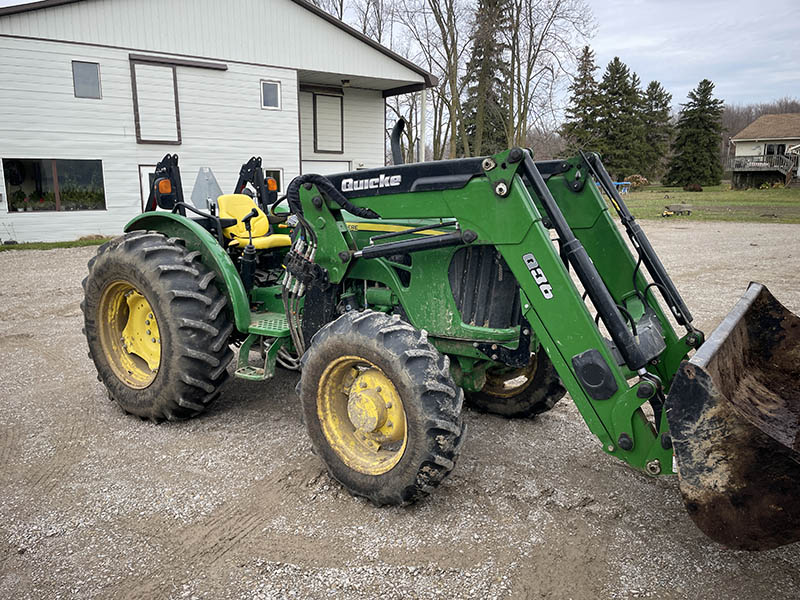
728 113 800 188
0 0 434 242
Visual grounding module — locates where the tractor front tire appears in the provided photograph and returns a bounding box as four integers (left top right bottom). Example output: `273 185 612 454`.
299 310 465 506
466 350 566 419
82 231 234 421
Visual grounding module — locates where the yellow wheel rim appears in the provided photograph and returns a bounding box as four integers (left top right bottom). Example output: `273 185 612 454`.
98 280 161 389
317 356 407 475
482 354 538 399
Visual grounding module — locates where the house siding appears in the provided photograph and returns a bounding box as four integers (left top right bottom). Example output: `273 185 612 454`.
734 139 800 156
0 35 300 241
0 0 424 87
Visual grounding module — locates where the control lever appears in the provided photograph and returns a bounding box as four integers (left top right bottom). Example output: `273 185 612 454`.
240 207 259 292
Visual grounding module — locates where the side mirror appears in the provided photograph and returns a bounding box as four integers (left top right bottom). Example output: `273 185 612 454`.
153 176 177 209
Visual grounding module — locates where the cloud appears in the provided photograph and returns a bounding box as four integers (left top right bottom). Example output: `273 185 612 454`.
585 0 800 106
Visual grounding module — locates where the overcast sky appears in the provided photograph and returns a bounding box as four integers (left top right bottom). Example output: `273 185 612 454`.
1 0 798 108
584 0 798 107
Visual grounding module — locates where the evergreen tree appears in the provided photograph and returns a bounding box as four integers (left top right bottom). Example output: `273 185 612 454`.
664 79 724 186
459 0 509 156
594 57 646 179
640 81 673 180
561 46 600 152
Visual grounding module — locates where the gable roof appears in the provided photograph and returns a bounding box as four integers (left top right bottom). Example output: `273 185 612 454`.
732 113 800 141
0 0 436 88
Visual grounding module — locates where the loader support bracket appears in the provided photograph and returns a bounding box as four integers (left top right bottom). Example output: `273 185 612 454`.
475 318 533 368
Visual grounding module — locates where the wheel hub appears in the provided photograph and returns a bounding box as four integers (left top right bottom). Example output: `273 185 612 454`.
121 291 161 371
317 357 407 475
347 386 388 433
98 280 161 389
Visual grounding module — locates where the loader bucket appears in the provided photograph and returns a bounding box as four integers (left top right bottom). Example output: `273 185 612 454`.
666 283 800 550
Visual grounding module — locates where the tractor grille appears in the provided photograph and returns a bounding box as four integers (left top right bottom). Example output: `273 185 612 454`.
448 246 521 329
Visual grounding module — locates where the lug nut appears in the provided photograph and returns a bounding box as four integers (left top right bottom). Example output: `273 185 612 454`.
151 338 156 343
146 330 151 335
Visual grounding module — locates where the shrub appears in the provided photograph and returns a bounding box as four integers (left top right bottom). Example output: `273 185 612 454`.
625 174 649 190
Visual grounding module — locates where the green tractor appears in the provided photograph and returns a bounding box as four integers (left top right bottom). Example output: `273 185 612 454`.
82 139 800 551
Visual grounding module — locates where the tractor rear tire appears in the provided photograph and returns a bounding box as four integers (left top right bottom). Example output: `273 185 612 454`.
81 231 234 421
298 310 465 506
466 350 565 419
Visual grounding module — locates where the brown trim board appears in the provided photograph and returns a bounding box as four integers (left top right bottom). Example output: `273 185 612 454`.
128 53 227 71
130 60 182 145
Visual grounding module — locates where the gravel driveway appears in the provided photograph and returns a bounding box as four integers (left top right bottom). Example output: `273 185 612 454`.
1 220 799 599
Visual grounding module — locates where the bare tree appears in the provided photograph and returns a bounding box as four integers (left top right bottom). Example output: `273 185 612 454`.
502 0 593 147
309 0 347 19
396 0 473 158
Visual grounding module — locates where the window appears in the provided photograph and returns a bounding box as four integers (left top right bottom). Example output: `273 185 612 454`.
132 62 180 144
261 80 281 110
313 93 344 153
765 144 786 156
264 168 283 192
3 158 106 212
72 61 101 99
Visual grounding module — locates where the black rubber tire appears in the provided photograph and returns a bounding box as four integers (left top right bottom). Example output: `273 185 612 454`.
298 310 465 506
81 231 234 421
466 350 566 419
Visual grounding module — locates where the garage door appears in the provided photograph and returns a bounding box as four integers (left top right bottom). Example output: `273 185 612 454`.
301 160 350 175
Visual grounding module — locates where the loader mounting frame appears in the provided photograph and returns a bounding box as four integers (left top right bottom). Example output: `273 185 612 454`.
291 148 703 475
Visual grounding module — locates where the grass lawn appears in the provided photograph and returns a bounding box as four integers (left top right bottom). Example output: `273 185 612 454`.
624 184 800 223
0 237 112 252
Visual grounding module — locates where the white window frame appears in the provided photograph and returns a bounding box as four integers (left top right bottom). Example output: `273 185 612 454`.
260 80 282 110
263 167 284 193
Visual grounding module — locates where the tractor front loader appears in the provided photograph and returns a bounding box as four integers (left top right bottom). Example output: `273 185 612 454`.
82 144 800 551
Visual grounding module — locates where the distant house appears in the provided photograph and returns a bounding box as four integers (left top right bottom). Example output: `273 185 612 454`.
0 0 434 242
728 113 800 189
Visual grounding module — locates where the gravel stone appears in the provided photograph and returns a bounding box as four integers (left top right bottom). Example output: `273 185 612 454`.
0 222 799 599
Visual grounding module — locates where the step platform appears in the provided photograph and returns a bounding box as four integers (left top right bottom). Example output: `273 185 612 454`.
248 312 290 337
234 312 291 381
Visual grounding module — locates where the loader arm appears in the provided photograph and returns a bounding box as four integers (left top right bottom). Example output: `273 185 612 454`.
288 149 800 549
291 149 695 474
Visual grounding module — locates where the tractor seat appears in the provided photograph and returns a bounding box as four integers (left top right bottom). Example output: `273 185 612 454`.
216 194 291 250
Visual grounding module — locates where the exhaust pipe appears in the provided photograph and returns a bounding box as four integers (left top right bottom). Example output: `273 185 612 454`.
666 283 800 550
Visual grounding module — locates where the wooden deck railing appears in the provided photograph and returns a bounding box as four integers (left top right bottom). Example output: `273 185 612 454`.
725 154 795 175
